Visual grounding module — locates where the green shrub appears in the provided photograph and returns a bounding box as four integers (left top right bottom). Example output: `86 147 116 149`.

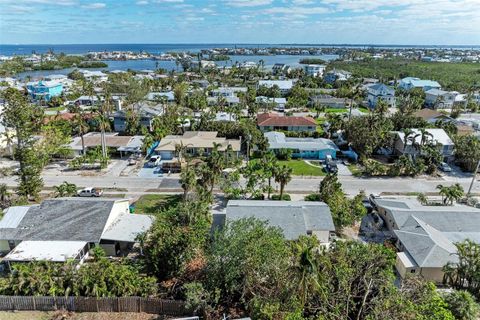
271 194 291 201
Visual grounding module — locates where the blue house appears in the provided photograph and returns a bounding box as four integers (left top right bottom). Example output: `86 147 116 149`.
265 131 339 160
26 80 63 102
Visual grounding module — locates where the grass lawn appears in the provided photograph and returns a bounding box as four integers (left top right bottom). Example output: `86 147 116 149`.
44 106 66 112
325 108 348 113
133 194 181 214
347 164 363 177
278 159 325 176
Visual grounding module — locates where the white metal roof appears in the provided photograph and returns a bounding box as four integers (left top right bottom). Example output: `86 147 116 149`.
4 240 87 262
101 214 154 242
0 206 30 228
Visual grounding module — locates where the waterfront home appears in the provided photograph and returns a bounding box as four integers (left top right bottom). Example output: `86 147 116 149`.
256 96 287 111
257 80 294 95
324 69 352 84
272 63 291 75
79 70 108 82
154 131 241 160
304 64 326 77
26 80 63 102
372 198 480 283
392 128 454 160
44 74 74 89
215 112 237 122
398 77 441 92
367 83 396 108
265 131 338 160
0 198 154 264
74 95 102 107
217 200 335 243
425 89 460 109
257 113 317 132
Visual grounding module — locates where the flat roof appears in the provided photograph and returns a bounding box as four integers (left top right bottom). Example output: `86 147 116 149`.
101 214 154 242
3 240 87 262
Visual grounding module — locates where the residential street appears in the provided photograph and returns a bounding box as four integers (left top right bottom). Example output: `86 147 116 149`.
1 172 478 196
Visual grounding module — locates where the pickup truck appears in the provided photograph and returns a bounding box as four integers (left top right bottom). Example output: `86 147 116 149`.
77 187 103 197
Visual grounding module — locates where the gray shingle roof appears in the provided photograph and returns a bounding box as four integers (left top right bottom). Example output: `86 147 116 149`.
0 198 123 243
226 200 335 240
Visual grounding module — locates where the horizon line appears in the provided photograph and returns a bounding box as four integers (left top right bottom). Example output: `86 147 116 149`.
2 42 480 47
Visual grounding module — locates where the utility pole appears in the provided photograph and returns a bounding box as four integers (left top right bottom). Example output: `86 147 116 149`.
467 159 480 197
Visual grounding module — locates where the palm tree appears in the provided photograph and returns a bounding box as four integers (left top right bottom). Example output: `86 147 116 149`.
437 183 464 205
274 165 292 200
0 183 10 203
73 112 89 156
180 164 197 200
1 131 15 160
261 151 277 199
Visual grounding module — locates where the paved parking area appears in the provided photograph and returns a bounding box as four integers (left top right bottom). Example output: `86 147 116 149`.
159 178 181 189
137 165 164 178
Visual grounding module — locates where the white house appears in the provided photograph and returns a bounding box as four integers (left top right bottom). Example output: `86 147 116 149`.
258 80 294 95
304 64 326 77
425 89 460 109
324 69 352 84
367 83 396 108
256 96 287 111
398 77 441 92
393 128 455 160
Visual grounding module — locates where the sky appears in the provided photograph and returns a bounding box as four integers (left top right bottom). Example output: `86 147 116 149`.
1 0 480 45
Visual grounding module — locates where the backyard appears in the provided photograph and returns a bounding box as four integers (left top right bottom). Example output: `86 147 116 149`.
132 194 181 214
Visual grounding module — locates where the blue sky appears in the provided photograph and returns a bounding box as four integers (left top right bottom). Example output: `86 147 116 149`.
1 0 480 45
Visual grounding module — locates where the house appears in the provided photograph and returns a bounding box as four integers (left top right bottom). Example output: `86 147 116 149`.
219 200 335 243
265 131 338 160
309 95 348 109
304 64 326 77
0 198 154 264
211 87 247 97
256 96 287 111
215 112 237 122
26 80 63 102
145 91 175 103
67 132 144 157
373 198 480 283
78 70 108 83
324 69 352 85
154 131 241 160
413 108 454 124
44 74 74 89
425 89 459 109
207 95 240 107
392 128 454 160
398 77 441 92
113 102 164 132
257 80 294 95
367 83 396 108
272 63 290 75
257 113 317 132
74 95 102 107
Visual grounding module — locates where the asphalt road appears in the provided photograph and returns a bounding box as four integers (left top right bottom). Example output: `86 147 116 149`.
1 172 478 196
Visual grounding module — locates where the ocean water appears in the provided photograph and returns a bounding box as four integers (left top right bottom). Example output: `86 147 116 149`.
14 54 339 79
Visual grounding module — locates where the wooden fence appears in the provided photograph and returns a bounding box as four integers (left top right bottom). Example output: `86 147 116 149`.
0 296 190 315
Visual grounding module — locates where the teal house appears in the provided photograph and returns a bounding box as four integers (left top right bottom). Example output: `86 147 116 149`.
26 80 63 102
265 131 339 160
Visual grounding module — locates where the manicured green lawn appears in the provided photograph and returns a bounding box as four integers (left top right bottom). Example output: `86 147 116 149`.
133 194 181 214
278 159 325 176
325 108 348 113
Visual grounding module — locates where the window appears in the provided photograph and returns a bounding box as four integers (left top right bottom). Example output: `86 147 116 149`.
410 269 416 274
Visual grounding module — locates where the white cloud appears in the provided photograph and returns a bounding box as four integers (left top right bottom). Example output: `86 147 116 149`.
264 6 329 15
153 0 184 3
81 2 105 9
225 0 272 7
136 0 148 4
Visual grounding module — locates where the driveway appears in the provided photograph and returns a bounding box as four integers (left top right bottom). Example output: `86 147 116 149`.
137 165 164 179
337 163 352 176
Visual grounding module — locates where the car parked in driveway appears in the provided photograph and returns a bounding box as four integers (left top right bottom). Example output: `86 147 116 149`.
438 162 452 172
147 155 161 167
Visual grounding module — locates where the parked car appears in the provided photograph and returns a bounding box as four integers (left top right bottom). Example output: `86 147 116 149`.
325 162 338 174
148 155 161 167
439 162 452 172
77 187 103 197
